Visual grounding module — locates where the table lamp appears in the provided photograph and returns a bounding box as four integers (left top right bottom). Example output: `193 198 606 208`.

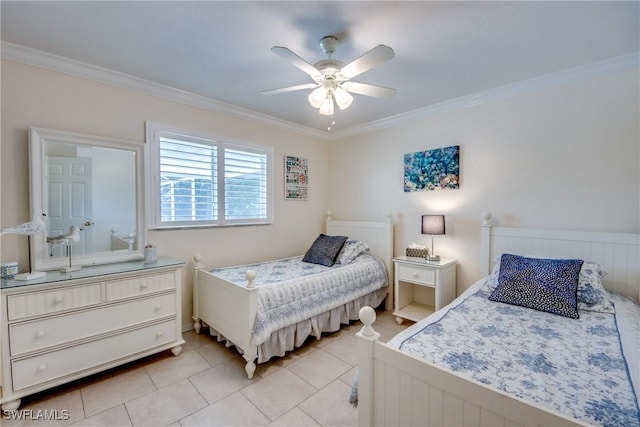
422 215 445 261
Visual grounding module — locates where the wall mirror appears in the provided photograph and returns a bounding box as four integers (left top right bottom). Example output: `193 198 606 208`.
29 127 146 271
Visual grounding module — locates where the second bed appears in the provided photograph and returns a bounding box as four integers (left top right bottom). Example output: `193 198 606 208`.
192 219 394 378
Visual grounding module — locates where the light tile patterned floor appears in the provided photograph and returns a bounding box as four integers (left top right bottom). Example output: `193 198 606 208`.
2 311 409 427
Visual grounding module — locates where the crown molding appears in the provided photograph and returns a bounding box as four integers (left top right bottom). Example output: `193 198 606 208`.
3 42 637 141
330 52 640 140
1 42 328 140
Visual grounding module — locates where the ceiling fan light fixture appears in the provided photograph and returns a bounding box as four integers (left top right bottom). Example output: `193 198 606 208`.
318 94 335 115
266 35 395 121
308 86 328 108
333 87 353 110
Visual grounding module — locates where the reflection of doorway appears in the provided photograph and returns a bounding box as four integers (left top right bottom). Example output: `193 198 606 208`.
47 157 93 257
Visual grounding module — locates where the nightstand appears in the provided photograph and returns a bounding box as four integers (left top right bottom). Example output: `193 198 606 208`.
392 256 457 324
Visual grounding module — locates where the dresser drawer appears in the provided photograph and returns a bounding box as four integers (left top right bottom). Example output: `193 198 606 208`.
106 272 175 301
9 292 177 356
11 319 177 391
6 283 104 321
397 264 435 286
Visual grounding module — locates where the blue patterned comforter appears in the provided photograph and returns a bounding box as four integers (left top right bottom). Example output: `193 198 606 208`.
388 279 640 427
211 254 388 345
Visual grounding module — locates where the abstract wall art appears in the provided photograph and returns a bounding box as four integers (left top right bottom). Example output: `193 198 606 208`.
404 145 460 192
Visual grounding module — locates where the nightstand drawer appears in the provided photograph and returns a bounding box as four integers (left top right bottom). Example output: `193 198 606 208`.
397 264 435 285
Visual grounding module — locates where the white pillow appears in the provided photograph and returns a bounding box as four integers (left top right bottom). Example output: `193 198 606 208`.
336 240 370 264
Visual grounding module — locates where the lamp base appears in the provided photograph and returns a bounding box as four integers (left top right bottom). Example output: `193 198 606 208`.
425 255 441 262
14 271 46 281
61 266 81 273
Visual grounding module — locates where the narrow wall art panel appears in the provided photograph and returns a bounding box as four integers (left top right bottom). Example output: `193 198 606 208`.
404 145 460 192
284 155 308 200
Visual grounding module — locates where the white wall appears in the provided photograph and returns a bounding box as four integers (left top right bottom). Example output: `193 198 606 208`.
2 59 638 323
328 69 640 293
1 60 329 328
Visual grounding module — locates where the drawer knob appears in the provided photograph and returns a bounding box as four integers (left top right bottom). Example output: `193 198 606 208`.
140 282 149 289
156 331 163 338
37 364 47 372
53 296 64 304
36 331 46 338
413 272 419 278
154 305 162 311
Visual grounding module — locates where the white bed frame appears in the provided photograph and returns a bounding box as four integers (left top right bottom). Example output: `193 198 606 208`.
357 216 639 427
192 218 394 379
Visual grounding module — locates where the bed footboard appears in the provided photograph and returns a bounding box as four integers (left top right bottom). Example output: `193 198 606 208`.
192 255 259 378
356 307 583 427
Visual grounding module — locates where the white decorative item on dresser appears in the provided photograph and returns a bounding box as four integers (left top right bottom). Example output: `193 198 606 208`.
392 256 457 324
0 257 185 411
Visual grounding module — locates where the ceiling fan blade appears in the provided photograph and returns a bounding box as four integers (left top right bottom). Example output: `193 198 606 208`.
271 46 321 78
340 45 395 79
261 83 319 95
342 81 396 98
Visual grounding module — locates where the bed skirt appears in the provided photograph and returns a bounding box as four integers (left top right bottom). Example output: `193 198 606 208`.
207 287 387 363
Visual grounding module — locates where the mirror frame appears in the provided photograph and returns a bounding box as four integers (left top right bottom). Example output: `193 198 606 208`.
29 127 146 270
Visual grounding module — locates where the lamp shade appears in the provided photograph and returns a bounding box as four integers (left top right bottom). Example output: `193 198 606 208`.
318 94 335 115
333 87 353 110
308 86 328 108
422 215 445 235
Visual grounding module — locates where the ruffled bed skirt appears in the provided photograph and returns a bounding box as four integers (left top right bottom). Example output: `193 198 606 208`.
207 287 387 363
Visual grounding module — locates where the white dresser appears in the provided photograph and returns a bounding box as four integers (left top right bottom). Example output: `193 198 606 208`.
0 257 185 410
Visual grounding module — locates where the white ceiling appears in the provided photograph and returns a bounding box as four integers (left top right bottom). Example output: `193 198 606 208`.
2 1 638 135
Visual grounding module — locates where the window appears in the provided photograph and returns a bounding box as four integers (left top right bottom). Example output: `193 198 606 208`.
145 122 273 229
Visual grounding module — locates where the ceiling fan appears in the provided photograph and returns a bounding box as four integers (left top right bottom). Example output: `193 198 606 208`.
262 35 396 116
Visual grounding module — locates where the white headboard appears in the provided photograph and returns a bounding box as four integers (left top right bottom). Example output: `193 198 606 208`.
481 221 640 302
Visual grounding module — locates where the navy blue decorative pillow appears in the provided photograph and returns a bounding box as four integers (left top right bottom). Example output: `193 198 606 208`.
489 254 583 319
302 234 348 267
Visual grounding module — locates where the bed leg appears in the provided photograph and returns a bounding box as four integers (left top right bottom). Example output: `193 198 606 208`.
193 317 201 334
244 356 257 379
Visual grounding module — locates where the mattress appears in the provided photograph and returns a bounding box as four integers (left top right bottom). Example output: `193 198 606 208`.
388 278 640 427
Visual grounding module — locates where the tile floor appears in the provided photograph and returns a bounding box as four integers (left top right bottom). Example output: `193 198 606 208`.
3 310 409 427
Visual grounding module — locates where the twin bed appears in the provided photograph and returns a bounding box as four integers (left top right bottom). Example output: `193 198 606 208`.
192 219 394 378
356 218 639 427
191 215 639 426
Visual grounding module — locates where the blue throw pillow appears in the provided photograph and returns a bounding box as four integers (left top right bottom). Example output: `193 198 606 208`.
302 234 348 267
488 257 614 314
489 254 583 319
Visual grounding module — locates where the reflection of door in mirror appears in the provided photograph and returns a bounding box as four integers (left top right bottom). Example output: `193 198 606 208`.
30 127 145 271
45 143 137 258
47 156 93 257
